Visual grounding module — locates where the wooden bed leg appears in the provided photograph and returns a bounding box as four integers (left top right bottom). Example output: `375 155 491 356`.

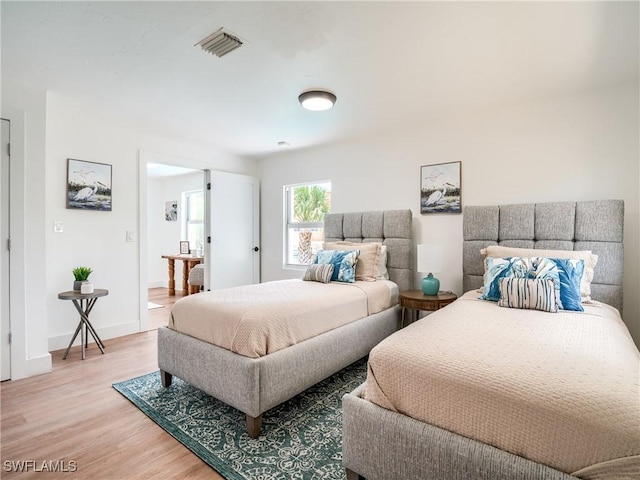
246 414 262 438
160 370 172 388
346 468 364 480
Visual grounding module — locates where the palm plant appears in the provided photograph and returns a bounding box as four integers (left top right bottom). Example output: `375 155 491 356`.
294 186 329 222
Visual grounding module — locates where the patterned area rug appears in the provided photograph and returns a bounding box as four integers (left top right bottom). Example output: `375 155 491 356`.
113 358 367 480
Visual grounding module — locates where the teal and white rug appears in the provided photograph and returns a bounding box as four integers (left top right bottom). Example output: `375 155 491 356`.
113 358 367 480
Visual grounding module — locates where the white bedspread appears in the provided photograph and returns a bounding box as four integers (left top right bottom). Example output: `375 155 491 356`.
363 291 640 479
170 279 395 358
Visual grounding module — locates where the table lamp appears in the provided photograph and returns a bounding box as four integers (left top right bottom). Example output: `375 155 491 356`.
417 244 443 295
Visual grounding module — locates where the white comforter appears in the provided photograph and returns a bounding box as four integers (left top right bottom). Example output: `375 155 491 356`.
170 278 396 358
363 291 640 479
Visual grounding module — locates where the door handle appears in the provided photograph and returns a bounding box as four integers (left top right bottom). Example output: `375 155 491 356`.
253 246 259 252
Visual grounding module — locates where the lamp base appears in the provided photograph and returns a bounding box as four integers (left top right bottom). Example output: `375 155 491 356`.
421 273 440 296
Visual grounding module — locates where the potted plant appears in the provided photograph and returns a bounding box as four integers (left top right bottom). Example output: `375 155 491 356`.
72 266 93 291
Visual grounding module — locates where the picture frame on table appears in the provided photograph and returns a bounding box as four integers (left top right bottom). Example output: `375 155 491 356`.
180 241 190 255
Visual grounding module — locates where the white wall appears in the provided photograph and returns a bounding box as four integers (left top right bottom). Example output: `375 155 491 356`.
259 83 640 346
147 171 205 290
2 86 258 373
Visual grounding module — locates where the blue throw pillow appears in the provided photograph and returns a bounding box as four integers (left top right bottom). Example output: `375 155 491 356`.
481 257 561 306
551 258 584 312
314 249 360 283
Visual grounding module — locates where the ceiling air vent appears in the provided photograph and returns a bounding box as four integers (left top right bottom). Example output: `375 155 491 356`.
196 28 243 58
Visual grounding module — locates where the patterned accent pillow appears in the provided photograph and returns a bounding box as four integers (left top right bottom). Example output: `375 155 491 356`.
552 258 584 312
498 277 559 313
302 264 334 283
481 257 561 306
314 249 360 283
481 245 597 302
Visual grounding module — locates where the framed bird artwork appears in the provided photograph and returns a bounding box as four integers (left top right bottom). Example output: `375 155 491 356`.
66 158 112 211
420 161 461 214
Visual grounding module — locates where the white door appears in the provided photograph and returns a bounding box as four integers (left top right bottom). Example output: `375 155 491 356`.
1 119 10 381
205 171 260 290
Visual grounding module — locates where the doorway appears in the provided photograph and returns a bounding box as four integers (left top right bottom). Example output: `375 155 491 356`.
138 150 261 333
145 161 205 331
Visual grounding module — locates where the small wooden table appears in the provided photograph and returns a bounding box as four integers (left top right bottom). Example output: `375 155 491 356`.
161 254 203 296
58 289 109 360
399 290 457 327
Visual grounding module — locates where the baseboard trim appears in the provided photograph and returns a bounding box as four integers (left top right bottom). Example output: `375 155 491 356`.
26 353 52 377
48 321 139 352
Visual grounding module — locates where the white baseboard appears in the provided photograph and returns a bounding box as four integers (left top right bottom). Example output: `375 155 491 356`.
48 321 139 352
26 353 52 377
148 281 165 288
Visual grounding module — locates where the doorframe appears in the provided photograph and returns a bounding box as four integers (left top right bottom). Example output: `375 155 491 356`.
1 111 27 379
1 119 10 380
137 150 212 331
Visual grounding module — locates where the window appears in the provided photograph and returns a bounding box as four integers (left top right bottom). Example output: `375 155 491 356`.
284 182 331 266
182 190 205 254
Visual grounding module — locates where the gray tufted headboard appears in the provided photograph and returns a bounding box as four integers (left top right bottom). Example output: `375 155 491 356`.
463 200 624 312
324 210 413 293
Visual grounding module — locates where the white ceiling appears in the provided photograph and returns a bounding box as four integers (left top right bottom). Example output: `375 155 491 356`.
2 1 638 158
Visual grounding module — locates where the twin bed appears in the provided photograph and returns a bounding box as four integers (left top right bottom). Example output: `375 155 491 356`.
157 200 638 480
158 209 412 437
343 199 639 480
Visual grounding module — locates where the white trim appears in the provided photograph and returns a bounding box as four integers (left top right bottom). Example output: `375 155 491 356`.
26 353 52 377
1 107 30 379
47 321 139 352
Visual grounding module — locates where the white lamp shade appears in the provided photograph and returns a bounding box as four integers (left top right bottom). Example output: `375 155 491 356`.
417 244 443 274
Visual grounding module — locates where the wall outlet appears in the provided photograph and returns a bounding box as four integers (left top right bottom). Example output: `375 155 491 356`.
53 221 63 233
126 231 134 242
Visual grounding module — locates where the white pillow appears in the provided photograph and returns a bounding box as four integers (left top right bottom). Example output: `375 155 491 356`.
481 245 598 302
375 245 389 280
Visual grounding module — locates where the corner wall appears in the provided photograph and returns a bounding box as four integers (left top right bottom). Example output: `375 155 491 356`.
259 84 640 346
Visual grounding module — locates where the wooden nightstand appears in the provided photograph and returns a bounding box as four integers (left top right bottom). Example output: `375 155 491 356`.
399 290 457 327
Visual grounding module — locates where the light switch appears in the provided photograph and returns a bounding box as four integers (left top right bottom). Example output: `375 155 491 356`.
126 231 134 242
53 221 63 233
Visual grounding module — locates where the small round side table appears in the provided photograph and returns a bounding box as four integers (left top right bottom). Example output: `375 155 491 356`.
399 290 457 328
58 289 109 360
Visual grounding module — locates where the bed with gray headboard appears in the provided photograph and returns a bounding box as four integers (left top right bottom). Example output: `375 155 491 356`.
343 200 639 480
158 209 412 437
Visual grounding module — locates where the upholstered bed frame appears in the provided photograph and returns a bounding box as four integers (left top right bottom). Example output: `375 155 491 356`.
158 209 412 437
343 199 624 480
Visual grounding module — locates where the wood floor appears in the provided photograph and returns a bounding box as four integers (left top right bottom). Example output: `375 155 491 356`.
1 289 225 480
147 287 186 331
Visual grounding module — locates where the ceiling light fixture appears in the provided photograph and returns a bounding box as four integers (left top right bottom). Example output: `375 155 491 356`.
298 90 336 111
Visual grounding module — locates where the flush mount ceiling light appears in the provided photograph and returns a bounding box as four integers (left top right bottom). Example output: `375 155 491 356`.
196 28 243 58
298 90 337 111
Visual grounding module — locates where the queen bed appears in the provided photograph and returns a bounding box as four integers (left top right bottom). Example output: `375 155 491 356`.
342 199 639 480
158 209 412 437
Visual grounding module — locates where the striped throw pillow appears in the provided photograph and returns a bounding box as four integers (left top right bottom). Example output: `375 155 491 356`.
302 264 334 283
498 277 558 313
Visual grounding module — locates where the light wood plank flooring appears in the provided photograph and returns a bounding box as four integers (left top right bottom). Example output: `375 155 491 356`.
147 287 186 331
1 326 224 479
